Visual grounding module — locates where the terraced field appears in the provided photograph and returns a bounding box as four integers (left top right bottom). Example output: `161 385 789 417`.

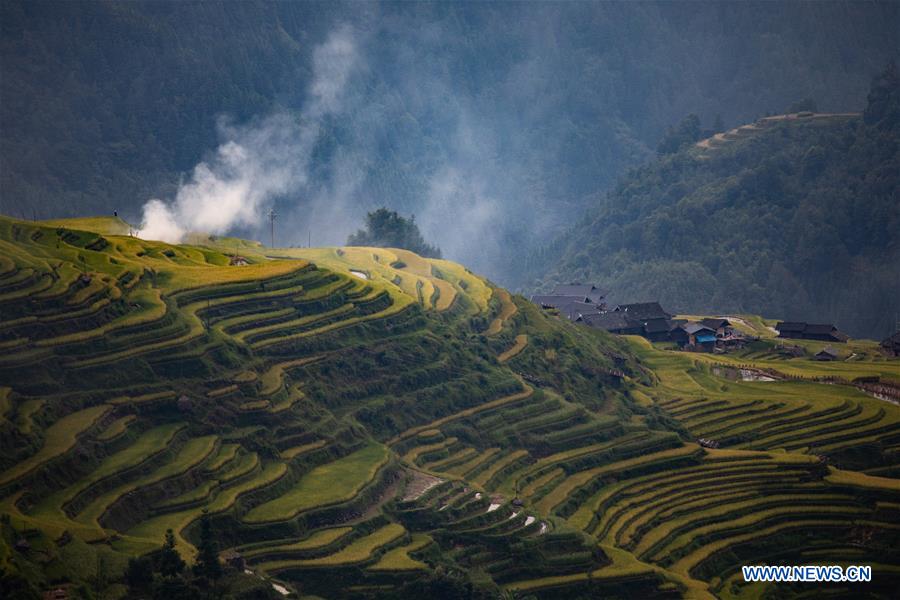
587 329 900 598
1 215 897 598
693 112 860 156
628 332 900 470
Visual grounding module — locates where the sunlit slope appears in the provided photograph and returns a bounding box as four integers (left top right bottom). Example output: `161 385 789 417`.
243 245 491 315
39 216 133 237
0 214 655 597
35 216 492 314
2 214 898 598
585 331 900 599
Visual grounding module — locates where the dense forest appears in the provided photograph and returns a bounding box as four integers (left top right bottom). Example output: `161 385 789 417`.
534 65 900 339
347 208 441 258
1 0 898 280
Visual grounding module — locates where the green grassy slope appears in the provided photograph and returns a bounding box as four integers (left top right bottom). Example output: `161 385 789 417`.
0 215 898 599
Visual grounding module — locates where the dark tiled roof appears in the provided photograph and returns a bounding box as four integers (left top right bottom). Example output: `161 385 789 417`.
643 318 673 334
614 302 671 321
683 322 716 335
816 346 839 357
776 321 847 340
580 312 635 331
531 295 585 307
562 301 601 320
552 284 606 302
776 321 807 332
882 332 900 346
532 295 602 321
804 323 838 335
701 318 730 330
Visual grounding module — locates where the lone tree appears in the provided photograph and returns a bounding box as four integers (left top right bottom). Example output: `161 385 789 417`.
347 208 442 258
864 60 900 129
657 114 702 154
158 528 185 578
193 509 222 581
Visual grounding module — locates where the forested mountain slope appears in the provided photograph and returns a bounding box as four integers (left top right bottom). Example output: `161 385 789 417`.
535 67 900 339
2 1 898 280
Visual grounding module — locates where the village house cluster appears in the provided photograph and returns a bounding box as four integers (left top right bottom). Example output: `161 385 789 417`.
530 285 745 353
530 284 871 355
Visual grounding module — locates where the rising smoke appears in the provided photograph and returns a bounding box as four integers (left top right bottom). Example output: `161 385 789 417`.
136 25 359 244
134 11 609 283
133 13 564 284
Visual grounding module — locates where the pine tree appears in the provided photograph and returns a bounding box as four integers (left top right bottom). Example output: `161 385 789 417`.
158 528 186 578
193 510 222 581
864 61 900 129
125 556 154 590
346 207 442 258
713 114 724 133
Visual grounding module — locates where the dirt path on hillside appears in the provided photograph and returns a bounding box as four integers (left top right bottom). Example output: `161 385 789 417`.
487 289 517 335
695 112 862 151
499 334 528 363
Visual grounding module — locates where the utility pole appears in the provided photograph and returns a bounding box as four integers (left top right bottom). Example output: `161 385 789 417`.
268 208 278 248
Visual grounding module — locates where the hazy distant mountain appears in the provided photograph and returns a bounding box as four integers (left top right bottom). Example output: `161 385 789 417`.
1 1 898 282
534 65 900 339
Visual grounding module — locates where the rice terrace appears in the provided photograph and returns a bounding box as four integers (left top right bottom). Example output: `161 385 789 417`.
0 213 897 599
1 1 900 599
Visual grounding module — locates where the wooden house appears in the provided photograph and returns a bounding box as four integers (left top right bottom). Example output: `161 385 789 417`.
613 302 672 321
700 318 733 337
682 323 717 351
532 294 586 308
578 311 643 335
803 323 849 342
551 284 607 306
579 301 685 343
643 317 677 342
881 332 900 357
775 321 807 338
775 321 848 343
531 283 607 321
814 346 839 361
531 296 602 321
560 301 601 321
668 323 690 346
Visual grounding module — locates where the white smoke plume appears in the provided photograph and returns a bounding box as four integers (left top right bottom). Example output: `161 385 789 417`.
136 25 358 244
